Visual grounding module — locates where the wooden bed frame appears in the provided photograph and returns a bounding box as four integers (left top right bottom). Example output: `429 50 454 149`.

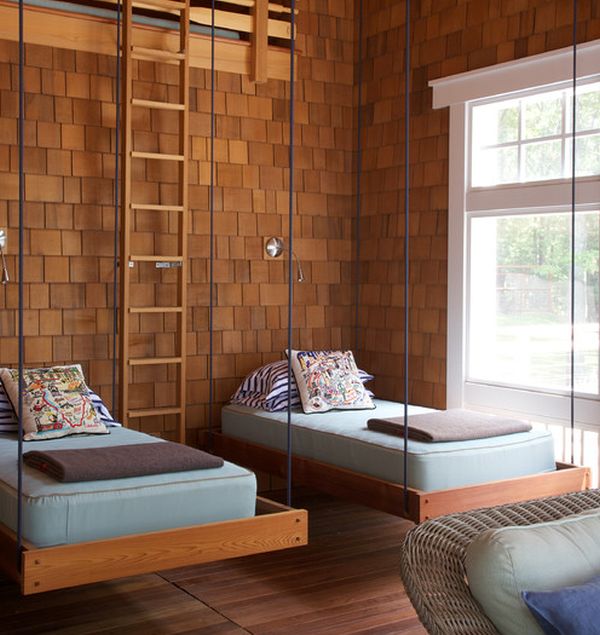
0 497 307 595
212 432 591 524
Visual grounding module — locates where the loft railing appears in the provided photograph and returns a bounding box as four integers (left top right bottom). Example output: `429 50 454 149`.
0 0 297 81
91 0 295 81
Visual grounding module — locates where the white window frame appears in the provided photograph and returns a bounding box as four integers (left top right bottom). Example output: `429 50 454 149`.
431 39 600 428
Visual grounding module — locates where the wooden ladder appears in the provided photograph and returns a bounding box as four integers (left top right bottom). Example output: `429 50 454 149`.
119 0 190 443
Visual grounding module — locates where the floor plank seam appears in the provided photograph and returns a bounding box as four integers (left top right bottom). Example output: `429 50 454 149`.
156 571 255 634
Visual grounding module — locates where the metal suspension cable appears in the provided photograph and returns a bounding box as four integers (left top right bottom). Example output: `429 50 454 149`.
16 0 25 560
208 0 215 452
112 0 121 417
402 0 411 514
354 0 363 354
286 0 296 508
569 0 577 465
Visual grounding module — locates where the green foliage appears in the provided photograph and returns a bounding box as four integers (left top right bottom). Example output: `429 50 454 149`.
524 140 561 180
496 213 599 281
524 96 561 139
576 91 600 132
496 213 599 321
576 134 600 176
497 106 519 143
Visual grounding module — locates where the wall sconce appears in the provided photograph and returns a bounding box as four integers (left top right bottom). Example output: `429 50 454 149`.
264 236 305 283
0 229 8 285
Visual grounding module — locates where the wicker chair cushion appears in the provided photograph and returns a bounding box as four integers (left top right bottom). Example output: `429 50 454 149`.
465 509 600 635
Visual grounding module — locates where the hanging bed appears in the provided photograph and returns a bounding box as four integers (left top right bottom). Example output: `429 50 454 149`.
214 399 590 524
0 364 307 597
0 423 307 595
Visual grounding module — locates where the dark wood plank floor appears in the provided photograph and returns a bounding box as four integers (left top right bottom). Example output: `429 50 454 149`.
0 492 426 635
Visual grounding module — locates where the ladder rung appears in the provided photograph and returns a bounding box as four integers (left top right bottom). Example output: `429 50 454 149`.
131 203 185 212
131 151 184 161
133 0 186 12
131 46 186 63
130 255 184 263
130 306 183 313
128 406 184 418
129 357 183 366
131 98 185 111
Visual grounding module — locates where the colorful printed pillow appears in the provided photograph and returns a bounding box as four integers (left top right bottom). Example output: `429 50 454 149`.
230 359 374 412
0 377 118 432
0 365 108 441
289 350 376 414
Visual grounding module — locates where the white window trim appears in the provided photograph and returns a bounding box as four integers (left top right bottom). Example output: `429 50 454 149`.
432 40 600 425
430 39 600 109
446 102 466 409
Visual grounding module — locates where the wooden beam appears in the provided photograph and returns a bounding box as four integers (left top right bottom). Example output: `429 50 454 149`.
189 7 291 39
130 0 186 11
251 0 268 83
223 0 299 14
0 2 291 80
15 504 307 594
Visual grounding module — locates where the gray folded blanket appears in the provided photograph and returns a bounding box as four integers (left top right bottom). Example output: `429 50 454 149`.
367 409 532 442
24 441 224 482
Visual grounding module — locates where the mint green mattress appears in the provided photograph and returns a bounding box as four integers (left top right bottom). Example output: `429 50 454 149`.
221 401 556 492
0 428 256 547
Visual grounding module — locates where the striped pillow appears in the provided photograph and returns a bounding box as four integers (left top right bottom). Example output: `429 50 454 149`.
0 378 119 432
231 360 374 412
0 381 16 433
89 391 120 427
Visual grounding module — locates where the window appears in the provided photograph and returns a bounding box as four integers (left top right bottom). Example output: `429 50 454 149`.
430 39 600 440
466 80 600 405
468 210 599 395
471 83 600 187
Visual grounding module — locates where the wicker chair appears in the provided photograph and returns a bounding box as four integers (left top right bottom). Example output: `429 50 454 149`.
400 489 600 635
